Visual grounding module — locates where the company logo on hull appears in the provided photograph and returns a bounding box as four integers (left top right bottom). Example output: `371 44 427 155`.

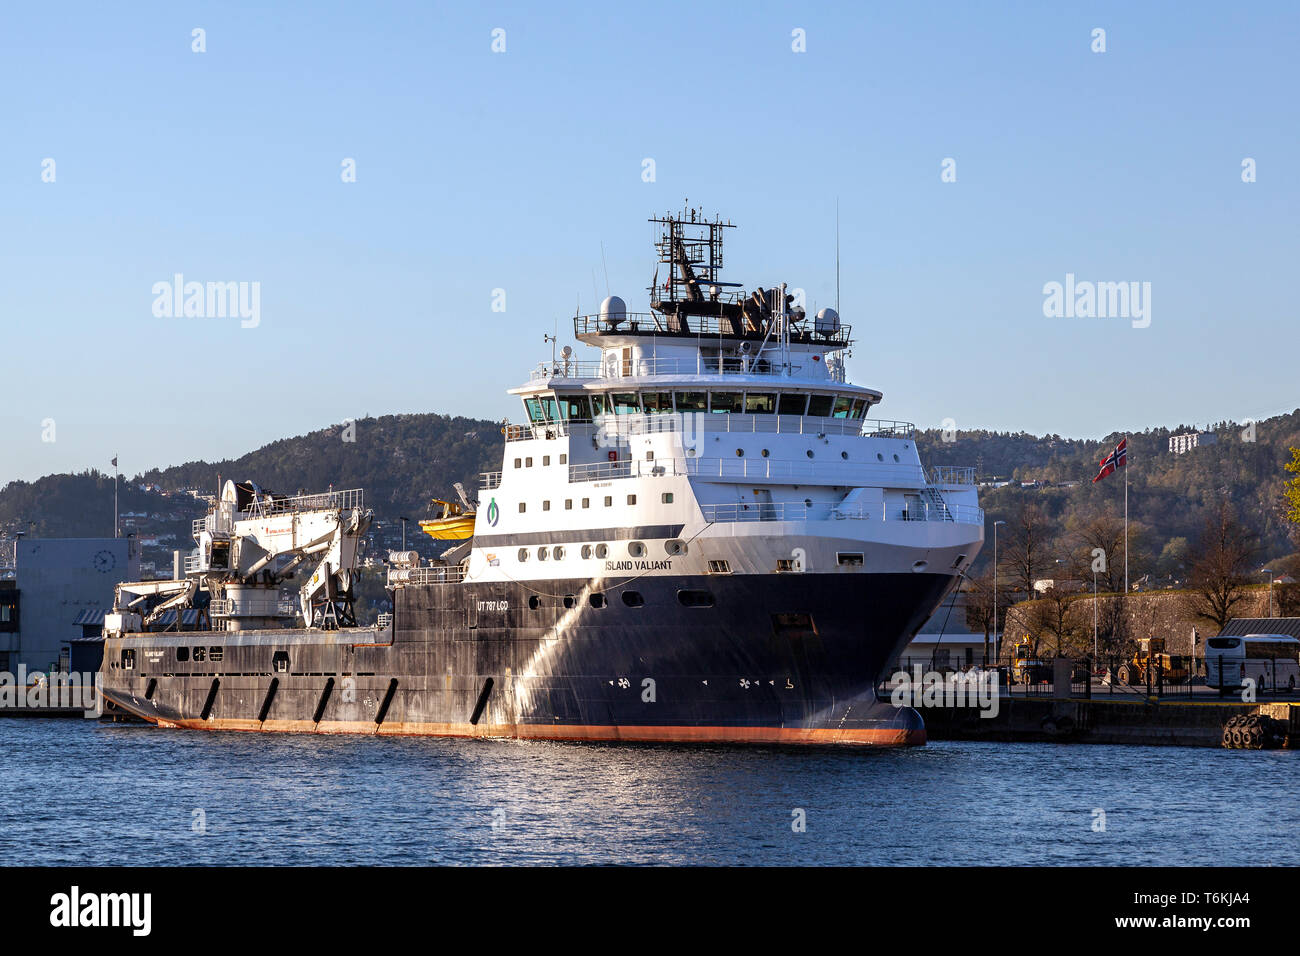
486 498 499 527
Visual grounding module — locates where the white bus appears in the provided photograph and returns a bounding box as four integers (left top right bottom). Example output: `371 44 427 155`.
1205 634 1300 694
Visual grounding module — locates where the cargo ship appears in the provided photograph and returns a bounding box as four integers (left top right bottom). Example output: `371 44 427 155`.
99 210 984 746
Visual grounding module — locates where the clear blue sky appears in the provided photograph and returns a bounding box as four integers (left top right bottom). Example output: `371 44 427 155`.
2 1 1297 483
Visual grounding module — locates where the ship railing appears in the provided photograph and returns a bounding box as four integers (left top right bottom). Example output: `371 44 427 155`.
242 488 365 517
480 471 502 489
568 460 634 482
568 455 926 486
608 413 874 439
861 419 915 438
701 501 984 525
530 357 811 381
183 553 201 573
387 564 467 586
572 311 853 348
929 465 976 485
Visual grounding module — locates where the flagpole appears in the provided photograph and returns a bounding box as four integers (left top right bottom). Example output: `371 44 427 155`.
1124 435 1129 596
113 455 119 539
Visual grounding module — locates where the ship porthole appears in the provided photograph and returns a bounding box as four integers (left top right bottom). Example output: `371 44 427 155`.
912 560 929 572
528 595 541 610
735 448 744 457
841 451 848 460
761 449 769 457
553 546 565 560
628 541 646 558
518 548 529 562
595 543 609 559
877 453 884 461
665 539 686 556
538 547 549 561
581 545 593 559
806 449 815 458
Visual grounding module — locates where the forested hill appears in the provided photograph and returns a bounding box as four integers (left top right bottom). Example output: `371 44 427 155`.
3 409 1299 571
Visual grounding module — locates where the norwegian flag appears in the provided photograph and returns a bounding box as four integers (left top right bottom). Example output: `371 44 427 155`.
1092 438 1127 483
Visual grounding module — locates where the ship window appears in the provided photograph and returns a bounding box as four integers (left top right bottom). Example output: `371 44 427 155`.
177 647 190 662
837 552 864 567
674 391 707 411
707 559 731 574
628 541 645 557
832 396 855 419
543 456 551 466
642 391 673 414
591 394 608 417
745 393 776 414
542 500 551 511
518 548 529 562
611 393 640 415
554 546 566 560
524 397 545 424
528 595 541 610
525 457 533 467
518 502 526 513
807 449 815 458
559 395 591 422
273 651 289 673
807 394 834 417
645 450 654 461
622 591 644 608
581 498 590 508
514 458 522 469
589 593 605 609
559 454 567 465
563 594 575 608
540 395 560 422
776 559 795 572
710 392 742 414
665 539 685 555
848 399 867 419
538 547 549 561
121 648 135 669
627 494 637 505
662 492 673 504
564 499 572 510
193 647 206 662
677 589 714 608
604 496 612 507
581 545 592 559
778 393 808 416
209 646 224 663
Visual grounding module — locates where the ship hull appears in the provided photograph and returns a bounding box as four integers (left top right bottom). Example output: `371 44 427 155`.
99 571 955 747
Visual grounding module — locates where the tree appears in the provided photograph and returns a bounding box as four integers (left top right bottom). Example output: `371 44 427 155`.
1285 447 1300 525
963 572 1009 666
1023 587 1080 657
1185 502 1258 631
1066 511 1143 592
1001 504 1049 598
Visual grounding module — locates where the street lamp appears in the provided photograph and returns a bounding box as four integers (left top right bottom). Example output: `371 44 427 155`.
992 520 1006 665
1261 568 1276 618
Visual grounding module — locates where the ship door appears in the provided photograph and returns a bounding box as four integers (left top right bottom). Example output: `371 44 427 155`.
466 597 478 629
753 488 776 521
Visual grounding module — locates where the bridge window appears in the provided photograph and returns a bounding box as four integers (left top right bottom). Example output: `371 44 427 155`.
848 399 867 419
524 397 545 424
778 393 808 416
611 392 640 415
591 393 608 417
539 395 560 422
745 393 776 414
710 392 742 413
642 391 672 414
807 394 834 417
832 396 855 419
559 394 591 422
674 391 707 411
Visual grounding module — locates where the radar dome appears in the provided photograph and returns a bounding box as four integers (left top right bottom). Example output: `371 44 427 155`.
814 307 840 335
600 295 627 327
